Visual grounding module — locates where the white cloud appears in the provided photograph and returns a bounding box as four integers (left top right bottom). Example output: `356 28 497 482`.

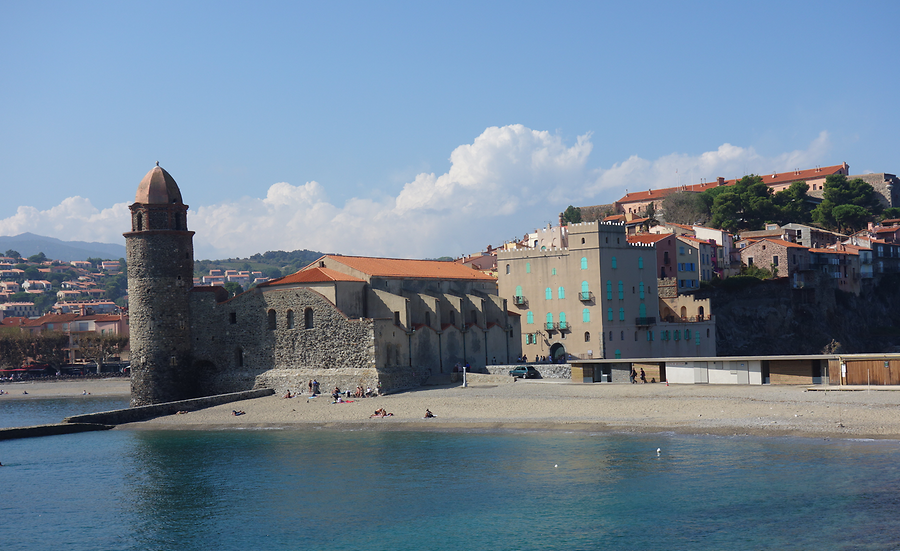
0 127 832 261
586 131 831 196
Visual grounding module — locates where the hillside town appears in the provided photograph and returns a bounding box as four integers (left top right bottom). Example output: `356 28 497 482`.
1 162 899 387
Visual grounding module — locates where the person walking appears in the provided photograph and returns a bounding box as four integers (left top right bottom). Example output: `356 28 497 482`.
630 368 637 384
640 368 647 384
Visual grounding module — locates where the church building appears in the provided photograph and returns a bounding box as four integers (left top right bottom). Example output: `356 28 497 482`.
125 165 520 406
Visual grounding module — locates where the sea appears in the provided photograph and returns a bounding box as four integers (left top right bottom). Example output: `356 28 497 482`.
2 397 900 551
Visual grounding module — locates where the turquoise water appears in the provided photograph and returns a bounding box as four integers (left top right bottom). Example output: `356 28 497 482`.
0 396 130 428
2 402 900 550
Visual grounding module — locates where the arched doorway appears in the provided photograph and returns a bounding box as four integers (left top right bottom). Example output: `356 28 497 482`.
549 342 567 364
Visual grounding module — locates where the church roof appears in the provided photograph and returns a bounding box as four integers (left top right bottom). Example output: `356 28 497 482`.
261 267 366 286
135 164 183 205
315 255 497 281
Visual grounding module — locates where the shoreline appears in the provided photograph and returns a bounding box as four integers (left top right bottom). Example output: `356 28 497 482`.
6 378 900 441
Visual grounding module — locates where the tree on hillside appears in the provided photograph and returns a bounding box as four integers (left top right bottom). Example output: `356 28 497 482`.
812 174 883 230
883 207 900 220
561 205 582 225
773 181 814 225
708 175 777 233
23 266 40 280
224 281 243 298
27 252 47 263
5 250 21 259
642 202 660 229
662 192 709 225
832 204 871 233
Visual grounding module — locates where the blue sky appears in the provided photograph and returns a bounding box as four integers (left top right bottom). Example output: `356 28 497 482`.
1 1 897 260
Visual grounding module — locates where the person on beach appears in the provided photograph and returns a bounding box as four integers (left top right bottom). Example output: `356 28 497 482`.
377 381 383 395
308 380 313 395
424 409 435 418
640 368 647 384
283 389 292 399
313 380 320 395
630 368 637 384
232 410 245 416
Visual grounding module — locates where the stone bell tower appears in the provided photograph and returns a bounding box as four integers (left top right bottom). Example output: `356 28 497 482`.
124 163 196 406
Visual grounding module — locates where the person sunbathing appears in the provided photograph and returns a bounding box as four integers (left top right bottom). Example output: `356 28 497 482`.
424 409 435 418
283 390 293 399
232 410 246 416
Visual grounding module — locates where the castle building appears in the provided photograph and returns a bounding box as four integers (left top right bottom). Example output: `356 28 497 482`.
125 165 520 406
497 221 716 362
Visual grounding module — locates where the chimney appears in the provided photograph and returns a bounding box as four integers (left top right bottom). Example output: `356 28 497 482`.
717 177 725 186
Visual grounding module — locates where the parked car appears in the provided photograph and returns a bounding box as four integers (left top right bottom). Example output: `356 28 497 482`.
509 366 540 379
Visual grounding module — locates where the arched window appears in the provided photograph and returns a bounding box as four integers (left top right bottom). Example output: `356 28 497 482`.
526 311 534 324
304 307 314 329
236 347 243 367
545 287 552 300
685 329 691 340
526 262 531 274
638 256 643 269
618 281 624 299
619 307 625 321
583 308 590 323
267 309 276 330
581 257 588 270
505 264 510 274
136 213 143 231
611 256 617 269
558 286 565 299
584 331 590 342
674 330 680 341
615 349 621 359
607 308 613 321
698 306 704 319
647 330 654 341
696 332 701 345
546 312 553 328
680 306 687 319
559 312 567 329
639 303 646 318
286 309 294 329
639 282 645 300
552 268 557 275
515 285 523 298
581 281 589 296
606 280 612 300
620 330 624 340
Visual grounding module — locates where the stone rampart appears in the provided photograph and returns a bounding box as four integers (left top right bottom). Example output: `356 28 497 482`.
64 388 274 425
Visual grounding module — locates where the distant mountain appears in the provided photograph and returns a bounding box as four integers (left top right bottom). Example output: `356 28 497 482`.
0 232 126 262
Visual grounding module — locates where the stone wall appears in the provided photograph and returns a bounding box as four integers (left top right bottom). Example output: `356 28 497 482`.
189 286 377 395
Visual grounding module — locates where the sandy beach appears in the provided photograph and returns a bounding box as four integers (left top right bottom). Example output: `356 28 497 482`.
6 377 900 439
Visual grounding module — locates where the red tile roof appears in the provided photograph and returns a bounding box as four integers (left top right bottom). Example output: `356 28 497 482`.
262 267 366 286
809 248 857 255
627 233 671 244
616 163 847 205
316 255 497 281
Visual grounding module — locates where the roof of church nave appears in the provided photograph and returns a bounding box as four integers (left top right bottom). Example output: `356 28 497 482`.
260 267 366 286
134 163 184 205
307 255 497 281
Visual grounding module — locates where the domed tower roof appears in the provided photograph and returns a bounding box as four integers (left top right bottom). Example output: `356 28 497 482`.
135 162 183 204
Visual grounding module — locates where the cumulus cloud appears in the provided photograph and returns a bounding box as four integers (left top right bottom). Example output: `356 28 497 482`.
0 126 832 261
586 131 831 196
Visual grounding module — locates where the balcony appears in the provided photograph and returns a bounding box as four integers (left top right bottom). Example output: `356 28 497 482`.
558 321 568 331
635 317 656 327
512 295 527 306
578 291 594 302
544 321 556 331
